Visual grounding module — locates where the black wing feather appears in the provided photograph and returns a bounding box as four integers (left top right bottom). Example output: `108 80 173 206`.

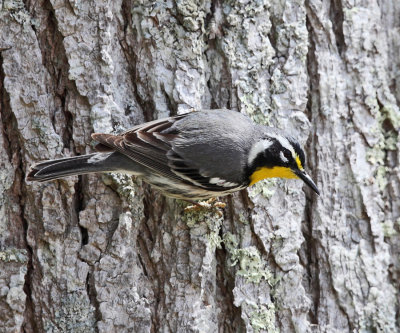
92 114 239 191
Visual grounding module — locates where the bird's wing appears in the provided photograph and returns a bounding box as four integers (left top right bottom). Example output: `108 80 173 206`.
92 113 239 191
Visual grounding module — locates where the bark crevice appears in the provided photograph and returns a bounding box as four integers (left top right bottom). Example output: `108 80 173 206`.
86 271 101 333
328 0 345 56
1 51 37 332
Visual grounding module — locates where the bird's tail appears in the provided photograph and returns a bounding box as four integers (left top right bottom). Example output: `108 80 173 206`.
26 152 137 182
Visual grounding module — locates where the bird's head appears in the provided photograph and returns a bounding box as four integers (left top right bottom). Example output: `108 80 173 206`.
247 131 320 195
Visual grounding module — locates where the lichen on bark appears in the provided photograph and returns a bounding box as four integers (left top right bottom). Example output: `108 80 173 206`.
0 0 399 332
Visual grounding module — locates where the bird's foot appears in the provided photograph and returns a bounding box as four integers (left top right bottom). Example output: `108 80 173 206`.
183 197 226 212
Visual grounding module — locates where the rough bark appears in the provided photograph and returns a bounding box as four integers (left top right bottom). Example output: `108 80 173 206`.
0 0 399 332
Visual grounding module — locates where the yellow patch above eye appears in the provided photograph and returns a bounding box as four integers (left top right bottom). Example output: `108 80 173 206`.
295 155 303 170
249 166 298 186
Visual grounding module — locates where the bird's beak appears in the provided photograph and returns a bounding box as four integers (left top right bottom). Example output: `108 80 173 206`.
294 170 320 196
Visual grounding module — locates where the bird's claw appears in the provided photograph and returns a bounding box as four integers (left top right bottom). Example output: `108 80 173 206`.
183 197 226 212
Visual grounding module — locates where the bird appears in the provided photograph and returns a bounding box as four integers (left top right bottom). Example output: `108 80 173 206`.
27 109 320 199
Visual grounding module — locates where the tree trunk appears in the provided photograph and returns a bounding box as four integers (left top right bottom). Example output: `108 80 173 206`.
0 0 399 332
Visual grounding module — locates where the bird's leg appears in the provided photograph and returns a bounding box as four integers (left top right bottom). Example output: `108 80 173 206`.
183 197 226 212
206 197 226 209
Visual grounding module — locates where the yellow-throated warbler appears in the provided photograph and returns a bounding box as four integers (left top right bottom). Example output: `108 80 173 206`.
27 109 320 199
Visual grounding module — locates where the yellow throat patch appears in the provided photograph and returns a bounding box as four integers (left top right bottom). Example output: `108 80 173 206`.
249 166 298 186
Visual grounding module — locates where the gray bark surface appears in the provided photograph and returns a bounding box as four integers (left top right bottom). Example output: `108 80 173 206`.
0 0 399 332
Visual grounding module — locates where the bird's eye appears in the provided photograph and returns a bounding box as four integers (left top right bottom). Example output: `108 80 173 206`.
283 150 292 160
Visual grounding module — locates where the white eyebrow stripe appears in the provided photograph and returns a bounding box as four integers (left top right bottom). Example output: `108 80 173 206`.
247 139 273 165
268 134 295 157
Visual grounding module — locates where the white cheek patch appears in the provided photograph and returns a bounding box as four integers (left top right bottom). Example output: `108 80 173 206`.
280 151 288 163
248 139 273 165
